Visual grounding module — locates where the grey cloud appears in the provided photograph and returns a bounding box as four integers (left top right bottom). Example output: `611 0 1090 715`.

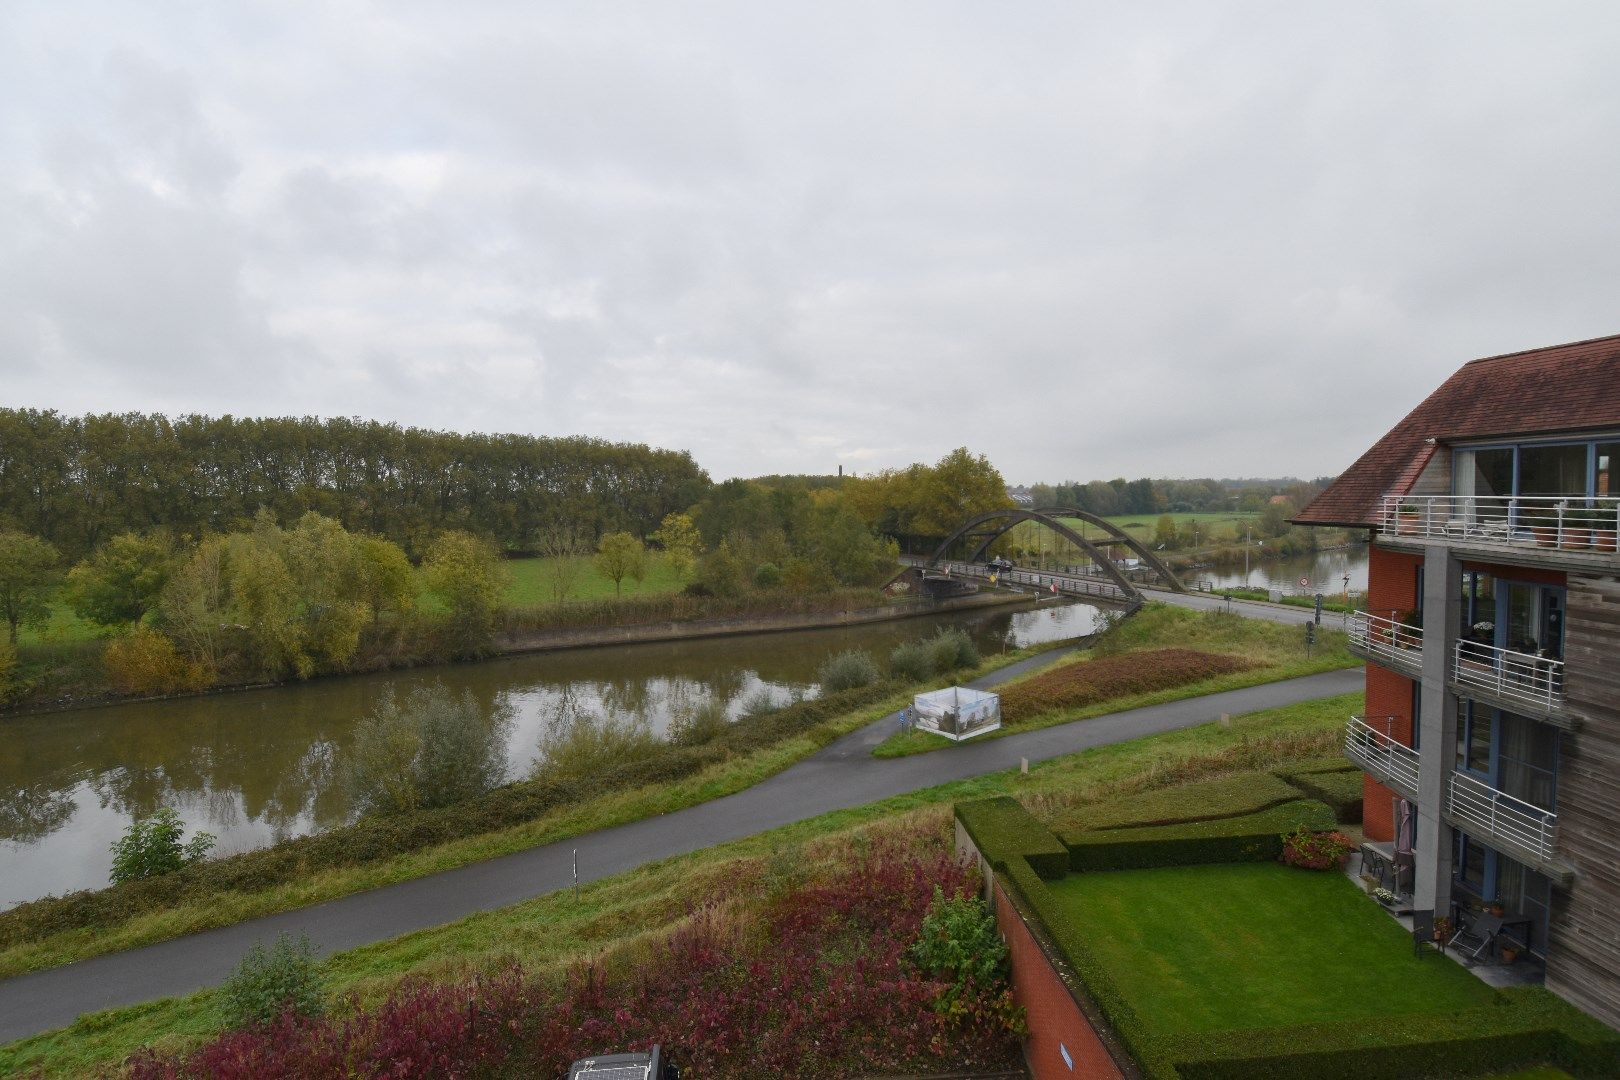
4 2 1620 482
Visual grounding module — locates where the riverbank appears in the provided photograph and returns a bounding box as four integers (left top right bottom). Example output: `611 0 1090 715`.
3 586 1043 720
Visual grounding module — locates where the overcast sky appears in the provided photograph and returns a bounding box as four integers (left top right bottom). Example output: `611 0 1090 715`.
4 3 1620 483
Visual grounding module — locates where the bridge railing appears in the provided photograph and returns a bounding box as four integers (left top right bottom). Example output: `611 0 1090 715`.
906 557 1135 602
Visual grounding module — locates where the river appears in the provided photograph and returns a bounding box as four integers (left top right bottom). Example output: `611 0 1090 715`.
0 598 1104 909
1184 543 1370 596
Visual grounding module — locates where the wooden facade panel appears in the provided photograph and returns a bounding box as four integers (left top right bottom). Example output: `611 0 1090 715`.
1547 572 1620 1032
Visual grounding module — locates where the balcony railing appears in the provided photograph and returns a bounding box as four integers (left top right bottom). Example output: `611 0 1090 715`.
1347 610 1423 670
1344 715 1420 797
1453 638 1564 714
1447 770 1558 866
1379 494 1620 554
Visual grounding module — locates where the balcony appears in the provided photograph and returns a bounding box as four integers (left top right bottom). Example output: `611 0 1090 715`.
1452 638 1566 722
1346 610 1423 676
1445 770 1558 870
1344 715 1420 800
1378 494 1620 562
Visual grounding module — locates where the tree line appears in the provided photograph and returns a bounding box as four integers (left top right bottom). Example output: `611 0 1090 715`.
0 409 709 558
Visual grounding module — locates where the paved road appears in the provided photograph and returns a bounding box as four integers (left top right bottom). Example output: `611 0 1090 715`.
0 652 1361 1045
1146 585 1354 629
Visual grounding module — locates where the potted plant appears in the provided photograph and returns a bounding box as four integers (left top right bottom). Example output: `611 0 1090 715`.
1581 505 1618 552
1487 899 1506 917
1527 509 1560 547
1500 944 1521 964
1395 501 1422 535
1434 915 1453 945
1373 887 1398 907
1561 503 1592 550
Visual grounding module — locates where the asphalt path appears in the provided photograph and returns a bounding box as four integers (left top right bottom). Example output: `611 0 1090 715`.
0 649 1361 1045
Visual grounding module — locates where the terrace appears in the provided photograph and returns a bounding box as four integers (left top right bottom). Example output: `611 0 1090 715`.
1378 494 1620 571
1346 610 1423 675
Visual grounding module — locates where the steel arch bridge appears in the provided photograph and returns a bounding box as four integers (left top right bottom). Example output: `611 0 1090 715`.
923 506 1187 598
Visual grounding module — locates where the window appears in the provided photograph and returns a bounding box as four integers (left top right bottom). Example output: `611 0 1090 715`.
1518 443 1590 497
1600 443 1619 498
1498 712 1559 811
1456 448 1515 500
1455 702 1492 776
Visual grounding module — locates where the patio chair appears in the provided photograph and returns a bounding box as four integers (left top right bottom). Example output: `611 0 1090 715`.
1450 911 1504 964
1412 910 1442 958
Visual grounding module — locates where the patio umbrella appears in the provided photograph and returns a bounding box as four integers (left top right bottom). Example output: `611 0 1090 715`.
1394 799 1415 896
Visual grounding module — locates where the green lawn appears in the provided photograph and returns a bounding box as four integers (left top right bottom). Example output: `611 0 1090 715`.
1045 863 1497 1035
500 553 686 608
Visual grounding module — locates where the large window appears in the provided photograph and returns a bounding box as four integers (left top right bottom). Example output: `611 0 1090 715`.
1456 703 1493 775
1518 443 1590 497
1456 448 1514 502
1498 711 1559 811
1600 443 1619 498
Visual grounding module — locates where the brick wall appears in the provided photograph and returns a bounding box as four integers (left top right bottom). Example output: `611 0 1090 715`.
994 882 1126 1080
1360 664 1417 842
1367 545 1422 613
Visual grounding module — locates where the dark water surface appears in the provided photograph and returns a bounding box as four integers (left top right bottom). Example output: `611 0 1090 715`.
0 598 1103 909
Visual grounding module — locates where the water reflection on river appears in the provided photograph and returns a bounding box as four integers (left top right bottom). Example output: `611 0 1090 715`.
0 598 1103 908
1187 543 1370 595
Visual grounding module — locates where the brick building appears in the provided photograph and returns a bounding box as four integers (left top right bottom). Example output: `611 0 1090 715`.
1295 333 1620 1028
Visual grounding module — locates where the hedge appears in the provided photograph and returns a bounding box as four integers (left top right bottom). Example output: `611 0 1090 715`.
997 648 1261 722
1169 987 1620 1079
1069 771 1306 832
1275 763 1365 824
0 678 908 953
954 797 1070 880
1059 801 1337 873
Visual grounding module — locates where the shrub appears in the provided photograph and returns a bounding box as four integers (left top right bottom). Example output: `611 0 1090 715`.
889 639 937 682
998 648 1260 722
1276 763 1365 824
1279 825 1357 870
927 626 979 673
221 933 324 1029
102 628 211 695
817 649 880 692
668 698 731 746
735 686 786 718
344 684 510 816
0 639 21 703
533 708 663 783
751 561 783 589
908 886 1011 1014
955 797 1070 880
109 808 215 885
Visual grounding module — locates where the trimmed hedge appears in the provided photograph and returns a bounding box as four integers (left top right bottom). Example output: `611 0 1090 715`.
1275 763 1365 824
1069 771 1305 832
1169 987 1620 1079
1059 801 1337 872
0 678 908 953
955 797 1070 880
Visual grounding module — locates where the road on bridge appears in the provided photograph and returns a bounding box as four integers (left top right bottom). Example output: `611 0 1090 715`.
0 639 1361 1046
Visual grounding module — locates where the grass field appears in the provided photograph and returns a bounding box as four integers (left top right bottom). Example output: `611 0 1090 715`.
19 554 691 646
0 691 1357 1077
1045 862 1497 1034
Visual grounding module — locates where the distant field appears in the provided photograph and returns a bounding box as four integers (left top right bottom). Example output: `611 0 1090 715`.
19 553 690 647
502 553 686 608
1001 511 1259 552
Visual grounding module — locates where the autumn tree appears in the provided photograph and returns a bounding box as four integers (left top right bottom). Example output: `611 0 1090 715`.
0 530 60 645
423 530 508 654
651 512 702 580
353 534 415 626
64 531 175 630
594 532 646 597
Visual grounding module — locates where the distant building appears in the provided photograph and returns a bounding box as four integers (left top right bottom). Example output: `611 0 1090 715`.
1268 494 1291 505
1295 333 1620 1029
1007 485 1035 507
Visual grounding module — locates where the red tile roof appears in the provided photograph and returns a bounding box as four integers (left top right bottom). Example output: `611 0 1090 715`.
1294 333 1620 527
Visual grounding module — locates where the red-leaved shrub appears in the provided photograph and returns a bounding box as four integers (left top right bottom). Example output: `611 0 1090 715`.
998 648 1260 722
1279 826 1357 870
125 841 1022 1079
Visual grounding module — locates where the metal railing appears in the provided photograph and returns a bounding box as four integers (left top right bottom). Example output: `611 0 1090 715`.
1379 494 1620 554
925 559 1134 602
1447 769 1558 865
1348 610 1423 669
1344 715 1420 796
1453 638 1564 713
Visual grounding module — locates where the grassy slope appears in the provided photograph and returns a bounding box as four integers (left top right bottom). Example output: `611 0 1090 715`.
873 603 1357 757
1045 863 1496 1034
0 691 1358 1078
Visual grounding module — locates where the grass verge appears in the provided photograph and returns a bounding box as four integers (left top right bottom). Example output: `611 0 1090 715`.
0 689 1358 1078
872 603 1357 757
